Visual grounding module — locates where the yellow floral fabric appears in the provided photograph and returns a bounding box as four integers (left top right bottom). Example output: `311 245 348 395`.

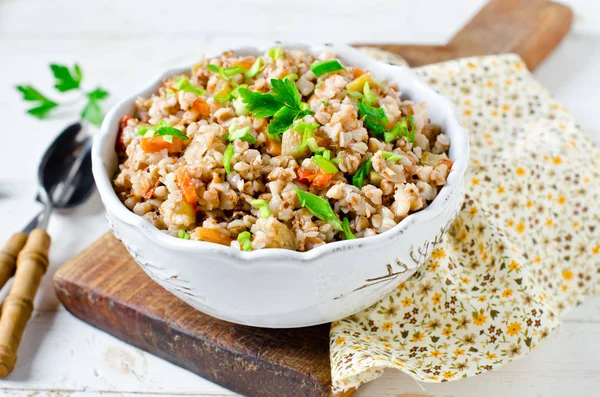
330 53 600 391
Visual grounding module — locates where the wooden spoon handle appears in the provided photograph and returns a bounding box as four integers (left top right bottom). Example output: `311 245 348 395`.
0 229 50 378
0 233 28 290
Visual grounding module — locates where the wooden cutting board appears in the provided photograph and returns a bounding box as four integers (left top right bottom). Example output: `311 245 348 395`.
53 2 572 396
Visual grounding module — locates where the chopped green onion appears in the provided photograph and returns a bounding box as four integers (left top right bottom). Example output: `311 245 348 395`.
345 90 364 99
173 77 205 96
352 158 373 189
294 122 320 152
166 89 175 98
341 217 356 240
230 84 248 99
221 65 247 79
330 157 341 164
138 120 189 142
206 64 247 81
363 81 377 105
233 96 249 115
285 73 299 81
206 64 221 73
245 56 263 79
267 46 283 60
223 143 234 174
312 155 338 174
323 149 331 160
306 137 324 153
214 93 233 102
226 123 256 143
384 122 402 143
250 199 271 218
237 231 252 251
311 60 345 77
294 122 320 134
357 101 386 119
178 230 190 240
295 189 342 231
382 151 402 162
363 116 388 139
155 126 189 140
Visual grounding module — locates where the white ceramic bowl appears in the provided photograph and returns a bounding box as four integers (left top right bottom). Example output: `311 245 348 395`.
92 43 468 328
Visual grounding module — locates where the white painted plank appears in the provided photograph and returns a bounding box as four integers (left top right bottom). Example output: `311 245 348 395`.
0 311 238 396
0 0 487 43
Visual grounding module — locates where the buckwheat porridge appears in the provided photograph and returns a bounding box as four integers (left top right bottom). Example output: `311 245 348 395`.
113 47 452 252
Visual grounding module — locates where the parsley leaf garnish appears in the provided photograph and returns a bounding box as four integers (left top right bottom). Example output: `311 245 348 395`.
239 78 313 135
268 107 299 135
238 88 283 118
16 85 58 119
271 78 302 111
50 63 82 92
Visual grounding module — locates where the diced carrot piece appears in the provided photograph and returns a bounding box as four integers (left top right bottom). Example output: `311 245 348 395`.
352 67 364 78
142 183 158 199
192 98 211 117
115 114 132 153
233 60 254 69
140 136 182 153
175 168 198 204
197 228 232 246
265 137 282 156
120 114 132 130
312 172 333 187
297 168 317 185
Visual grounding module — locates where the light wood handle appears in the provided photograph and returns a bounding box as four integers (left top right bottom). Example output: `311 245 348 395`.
0 233 28 290
0 229 50 378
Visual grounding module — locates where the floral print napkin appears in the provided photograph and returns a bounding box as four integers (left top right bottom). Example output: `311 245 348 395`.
330 52 600 392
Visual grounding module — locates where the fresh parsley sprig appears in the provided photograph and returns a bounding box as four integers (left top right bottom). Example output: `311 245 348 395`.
16 86 58 119
16 63 109 126
51 64 83 92
239 77 313 135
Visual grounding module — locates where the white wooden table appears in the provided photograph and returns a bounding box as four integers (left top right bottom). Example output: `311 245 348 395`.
0 0 599 395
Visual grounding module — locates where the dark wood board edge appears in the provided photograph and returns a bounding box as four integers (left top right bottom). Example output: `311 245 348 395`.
53 234 352 397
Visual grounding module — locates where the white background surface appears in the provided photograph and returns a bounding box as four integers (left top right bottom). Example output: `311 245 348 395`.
1 0 599 396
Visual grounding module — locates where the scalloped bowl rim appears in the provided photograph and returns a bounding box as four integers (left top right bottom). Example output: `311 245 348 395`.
92 42 469 263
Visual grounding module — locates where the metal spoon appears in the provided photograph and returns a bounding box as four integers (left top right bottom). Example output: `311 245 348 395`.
0 121 95 377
